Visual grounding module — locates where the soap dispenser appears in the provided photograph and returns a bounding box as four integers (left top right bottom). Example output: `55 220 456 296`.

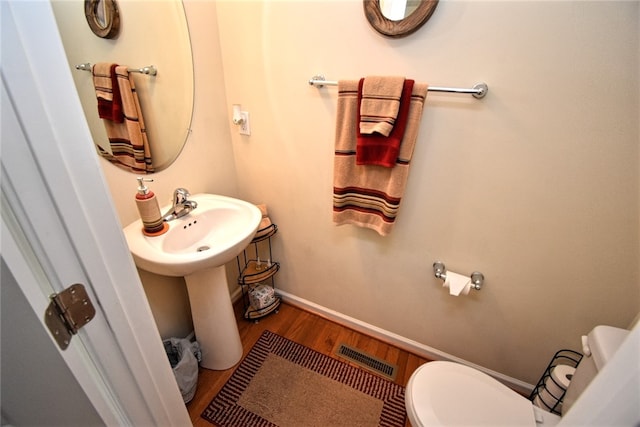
135 177 168 236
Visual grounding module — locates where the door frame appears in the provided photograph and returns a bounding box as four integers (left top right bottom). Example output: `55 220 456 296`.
1 1 190 425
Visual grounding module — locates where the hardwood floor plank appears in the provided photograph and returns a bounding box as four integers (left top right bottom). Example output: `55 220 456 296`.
186 301 430 426
394 350 411 384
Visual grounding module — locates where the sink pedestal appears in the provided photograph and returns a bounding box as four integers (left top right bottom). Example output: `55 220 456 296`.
184 265 242 370
123 193 261 370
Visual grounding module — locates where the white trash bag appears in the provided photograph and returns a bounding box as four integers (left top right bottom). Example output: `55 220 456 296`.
163 337 201 403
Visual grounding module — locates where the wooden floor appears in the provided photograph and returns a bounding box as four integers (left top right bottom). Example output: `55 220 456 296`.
186 300 430 427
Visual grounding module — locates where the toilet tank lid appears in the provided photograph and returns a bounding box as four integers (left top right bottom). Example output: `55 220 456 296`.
587 325 630 370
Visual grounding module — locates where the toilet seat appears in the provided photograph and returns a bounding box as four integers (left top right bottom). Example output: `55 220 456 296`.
406 361 537 426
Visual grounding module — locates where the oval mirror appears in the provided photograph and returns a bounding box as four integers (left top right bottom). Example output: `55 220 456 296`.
52 0 194 173
364 0 438 38
84 0 120 39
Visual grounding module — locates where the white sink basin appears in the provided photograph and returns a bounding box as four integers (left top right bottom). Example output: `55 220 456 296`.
124 193 261 277
123 193 261 370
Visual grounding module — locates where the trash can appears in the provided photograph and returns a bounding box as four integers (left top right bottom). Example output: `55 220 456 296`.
163 337 201 403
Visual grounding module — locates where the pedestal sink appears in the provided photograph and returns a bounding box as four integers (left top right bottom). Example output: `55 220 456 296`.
123 193 261 370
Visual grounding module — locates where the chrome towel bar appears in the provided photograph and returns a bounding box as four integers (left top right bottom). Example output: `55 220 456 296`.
309 75 488 99
75 63 158 76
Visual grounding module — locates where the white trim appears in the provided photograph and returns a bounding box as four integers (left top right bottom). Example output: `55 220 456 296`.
231 285 243 303
1 210 125 426
278 290 534 395
2 2 190 424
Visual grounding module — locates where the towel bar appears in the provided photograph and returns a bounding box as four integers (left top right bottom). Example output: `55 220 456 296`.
309 75 488 99
75 63 158 76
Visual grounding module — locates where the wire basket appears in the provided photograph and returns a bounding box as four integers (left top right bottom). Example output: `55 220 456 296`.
529 349 582 415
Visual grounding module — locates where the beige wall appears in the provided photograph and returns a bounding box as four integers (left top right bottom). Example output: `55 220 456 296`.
56 0 639 385
216 1 639 384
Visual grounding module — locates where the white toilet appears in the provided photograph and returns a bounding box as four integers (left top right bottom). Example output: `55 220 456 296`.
405 325 630 426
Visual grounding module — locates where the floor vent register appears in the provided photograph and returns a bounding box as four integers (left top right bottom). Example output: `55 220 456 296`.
335 343 398 381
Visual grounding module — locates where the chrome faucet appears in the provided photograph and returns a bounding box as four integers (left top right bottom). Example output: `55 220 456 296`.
163 188 198 221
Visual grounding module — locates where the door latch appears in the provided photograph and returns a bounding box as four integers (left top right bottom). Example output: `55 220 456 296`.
44 283 96 350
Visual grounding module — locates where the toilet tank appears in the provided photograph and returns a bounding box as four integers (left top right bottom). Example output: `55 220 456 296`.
562 325 630 415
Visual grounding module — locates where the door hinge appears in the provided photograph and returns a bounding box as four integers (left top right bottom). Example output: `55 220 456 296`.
44 283 96 350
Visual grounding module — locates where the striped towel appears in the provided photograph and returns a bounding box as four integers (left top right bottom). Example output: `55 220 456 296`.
92 63 124 122
333 80 428 236
359 76 405 137
356 78 414 167
93 64 153 173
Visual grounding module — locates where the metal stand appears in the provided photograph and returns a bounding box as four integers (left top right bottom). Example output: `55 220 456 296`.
236 223 281 322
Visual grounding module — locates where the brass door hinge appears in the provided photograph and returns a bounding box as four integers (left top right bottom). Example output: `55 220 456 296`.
44 283 96 350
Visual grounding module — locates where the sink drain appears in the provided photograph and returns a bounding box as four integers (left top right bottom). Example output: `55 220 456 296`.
197 245 210 252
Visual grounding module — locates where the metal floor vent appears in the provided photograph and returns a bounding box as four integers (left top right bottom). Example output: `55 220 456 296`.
335 343 398 380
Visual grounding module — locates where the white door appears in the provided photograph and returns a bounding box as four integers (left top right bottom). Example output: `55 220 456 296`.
1 2 191 425
1 248 105 426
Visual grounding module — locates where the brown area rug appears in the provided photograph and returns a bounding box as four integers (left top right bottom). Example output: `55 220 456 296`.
201 330 406 427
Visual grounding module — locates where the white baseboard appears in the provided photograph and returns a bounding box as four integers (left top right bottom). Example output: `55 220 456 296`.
277 290 534 395
231 286 243 303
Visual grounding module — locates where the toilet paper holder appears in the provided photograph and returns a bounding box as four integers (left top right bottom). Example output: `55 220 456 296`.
433 261 484 291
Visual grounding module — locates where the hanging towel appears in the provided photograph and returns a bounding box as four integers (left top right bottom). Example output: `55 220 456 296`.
356 78 414 167
92 63 124 122
333 79 428 236
359 76 405 137
93 64 153 173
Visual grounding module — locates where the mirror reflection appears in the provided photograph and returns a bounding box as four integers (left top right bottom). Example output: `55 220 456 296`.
380 0 420 21
52 0 194 173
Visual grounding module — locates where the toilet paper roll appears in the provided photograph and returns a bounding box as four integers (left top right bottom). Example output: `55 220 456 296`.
533 393 562 413
533 394 549 410
550 364 575 389
443 272 472 296
536 364 575 412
